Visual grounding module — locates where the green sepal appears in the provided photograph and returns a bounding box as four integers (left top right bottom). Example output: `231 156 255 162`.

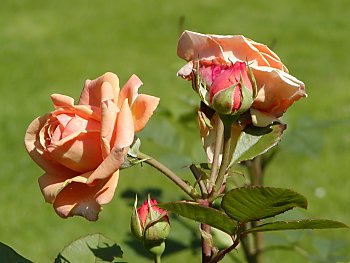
235 74 254 115
130 195 143 240
211 84 237 115
121 137 145 169
195 60 211 106
143 196 170 242
247 64 258 98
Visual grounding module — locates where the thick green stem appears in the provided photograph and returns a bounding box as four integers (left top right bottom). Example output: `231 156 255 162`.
209 123 232 200
208 117 224 193
154 255 161 263
137 152 198 200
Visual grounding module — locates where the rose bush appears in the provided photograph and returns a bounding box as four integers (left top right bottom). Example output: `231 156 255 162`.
177 30 306 127
24 72 159 221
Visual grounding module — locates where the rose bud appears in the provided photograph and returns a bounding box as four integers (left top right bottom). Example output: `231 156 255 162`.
131 195 170 258
131 195 170 241
206 61 255 115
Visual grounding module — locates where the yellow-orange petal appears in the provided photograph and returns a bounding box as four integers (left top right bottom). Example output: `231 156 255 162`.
24 115 76 175
53 171 119 221
117 74 143 109
86 147 125 185
131 94 160 132
252 66 306 118
38 172 88 203
51 94 75 108
78 72 120 107
47 131 103 173
212 35 270 66
112 99 135 149
86 100 133 184
95 170 119 205
177 30 224 62
250 108 279 127
100 99 118 158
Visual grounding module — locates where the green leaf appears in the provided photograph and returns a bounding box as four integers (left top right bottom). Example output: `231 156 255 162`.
158 201 237 235
0 243 32 263
244 219 349 234
54 234 123 263
221 186 308 222
230 123 286 165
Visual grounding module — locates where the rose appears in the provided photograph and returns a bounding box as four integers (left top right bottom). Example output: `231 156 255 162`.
24 72 159 221
177 30 306 127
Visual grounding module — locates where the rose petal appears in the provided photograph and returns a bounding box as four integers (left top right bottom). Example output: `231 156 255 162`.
177 30 289 73
177 61 194 79
24 115 76 176
250 108 279 127
51 94 75 108
86 146 125 185
38 172 90 203
118 74 143 109
252 66 306 118
47 131 103 173
78 72 120 107
131 94 160 132
86 100 134 184
81 100 134 185
212 35 271 66
61 114 100 138
100 100 118 158
112 99 135 149
95 170 119 205
177 30 225 62
248 40 281 61
53 171 119 221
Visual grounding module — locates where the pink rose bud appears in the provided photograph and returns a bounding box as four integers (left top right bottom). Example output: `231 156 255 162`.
131 195 170 242
131 195 170 259
207 61 255 115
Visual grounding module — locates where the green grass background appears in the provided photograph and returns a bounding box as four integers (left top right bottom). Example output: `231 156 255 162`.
1 0 349 262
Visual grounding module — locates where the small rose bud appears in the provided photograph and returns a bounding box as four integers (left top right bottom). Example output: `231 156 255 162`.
131 195 170 259
208 61 254 115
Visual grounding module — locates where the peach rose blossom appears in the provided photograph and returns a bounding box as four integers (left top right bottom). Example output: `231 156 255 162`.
24 72 159 221
177 30 306 127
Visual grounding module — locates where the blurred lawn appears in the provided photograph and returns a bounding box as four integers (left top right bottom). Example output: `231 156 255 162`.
1 0 350 262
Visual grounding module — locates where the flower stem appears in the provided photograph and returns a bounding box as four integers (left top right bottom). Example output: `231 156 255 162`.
208 116 224 193
201 223 212 263
190 164 208 197
154 255 161 263
209 122 232 200
137 152 199 199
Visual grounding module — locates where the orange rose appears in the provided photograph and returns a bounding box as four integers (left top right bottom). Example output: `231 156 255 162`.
24 72 159 221
177 30 306 126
